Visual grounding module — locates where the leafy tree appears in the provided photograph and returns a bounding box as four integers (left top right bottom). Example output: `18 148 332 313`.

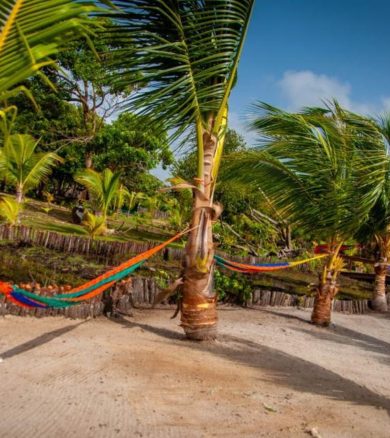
56 19 138 168
107 0 255 340
93 112 173 190
174 128 248 182
0 134 63 203
10 74 84 149
227 102 388 326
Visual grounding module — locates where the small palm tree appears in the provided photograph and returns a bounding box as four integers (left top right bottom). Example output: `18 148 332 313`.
0 134 63 203
82 211 107 238
107 0 255 340
74 168 122 221
0 195 22 225
355 114 390 312
227 102 388 326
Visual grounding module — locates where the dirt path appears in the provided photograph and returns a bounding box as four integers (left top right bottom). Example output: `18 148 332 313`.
0 307 389 437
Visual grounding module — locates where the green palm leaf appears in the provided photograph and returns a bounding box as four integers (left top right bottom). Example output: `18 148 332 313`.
226 102 388 242
75 168 122 216
0 133 63 197
107 0 254 140
0 0 97 100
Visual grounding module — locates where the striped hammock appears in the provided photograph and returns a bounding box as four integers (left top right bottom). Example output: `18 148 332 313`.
214 254 328 274
0 231 184 309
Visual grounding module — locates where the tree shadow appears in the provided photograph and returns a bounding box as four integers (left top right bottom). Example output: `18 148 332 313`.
111 315 390 415
289 326 390 368
266 309 390 359
0 321 85 360
250 308 312 325
108 315 184 341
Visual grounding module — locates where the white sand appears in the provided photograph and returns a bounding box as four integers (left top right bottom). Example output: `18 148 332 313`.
0 307 389 437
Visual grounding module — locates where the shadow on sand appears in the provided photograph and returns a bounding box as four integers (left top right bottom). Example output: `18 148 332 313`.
110 314 390 415
0 321 85 360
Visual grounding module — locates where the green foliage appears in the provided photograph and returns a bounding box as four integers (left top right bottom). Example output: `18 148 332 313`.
0 0 96 102
214 269 252 305
0 133 63 201
0 195 22 225
93 112 173 189
174 128 248 181
227 102 388 245
82 211 107 238
106 0 254 217
74 168 121 217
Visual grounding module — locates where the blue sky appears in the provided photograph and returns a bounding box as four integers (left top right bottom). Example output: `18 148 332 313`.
229 0 390 143
154 0 390 178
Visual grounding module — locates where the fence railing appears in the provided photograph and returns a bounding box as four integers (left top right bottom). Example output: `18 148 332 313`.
0 277 377 318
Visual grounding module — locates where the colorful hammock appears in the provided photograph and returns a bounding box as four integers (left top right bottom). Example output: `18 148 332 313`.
215 254 328 274
0 231 186 309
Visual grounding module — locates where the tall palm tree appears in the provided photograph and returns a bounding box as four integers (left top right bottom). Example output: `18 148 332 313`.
0 134 63 202
226 102 388 326
0 0 96 132
107 0 255 340
74 168 122 220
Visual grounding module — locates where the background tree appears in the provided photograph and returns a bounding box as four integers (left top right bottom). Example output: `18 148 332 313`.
227 102 388 326
74 168 122 225
56 19 137 169
107 0 256 340
0 134 63 203
93 113 173 190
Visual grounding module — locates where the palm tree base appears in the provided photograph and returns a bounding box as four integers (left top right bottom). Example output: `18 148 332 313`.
311 292 333 327
183 325 217 341
180 298 218 341
371 296 388 312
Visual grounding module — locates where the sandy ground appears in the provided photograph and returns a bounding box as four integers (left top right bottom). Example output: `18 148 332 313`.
0 307 389 438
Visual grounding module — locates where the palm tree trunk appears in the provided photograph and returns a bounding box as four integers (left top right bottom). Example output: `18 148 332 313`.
181 206 217 340
311 245 341 326
311 273 338 326
15 184 23 203
180 129 220 340
85 151 93 169
372 259 388 312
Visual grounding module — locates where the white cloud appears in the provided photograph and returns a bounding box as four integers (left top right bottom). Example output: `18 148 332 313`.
228 111 257 146
278 70 389 115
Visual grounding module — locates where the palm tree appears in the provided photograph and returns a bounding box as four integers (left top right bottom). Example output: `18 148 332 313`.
0 134 63 203
107 0 255 340
0 0 96 135
226 102 388 326
355 114 390 312
0 194 22 225
74 168 122 221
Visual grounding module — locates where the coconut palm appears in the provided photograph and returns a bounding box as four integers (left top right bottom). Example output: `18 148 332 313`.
0 0 96 135
107 0 255 340
0 134 63 203
355 114 390 312
74 168 122 221
0 194 22 225
226 102 388 326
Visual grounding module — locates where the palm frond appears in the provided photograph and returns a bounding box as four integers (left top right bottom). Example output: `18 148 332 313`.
0 194 21 225
0 133 63 191
106 0 254 140
226 102 388 242
0 0 97 100
75 168 122 216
